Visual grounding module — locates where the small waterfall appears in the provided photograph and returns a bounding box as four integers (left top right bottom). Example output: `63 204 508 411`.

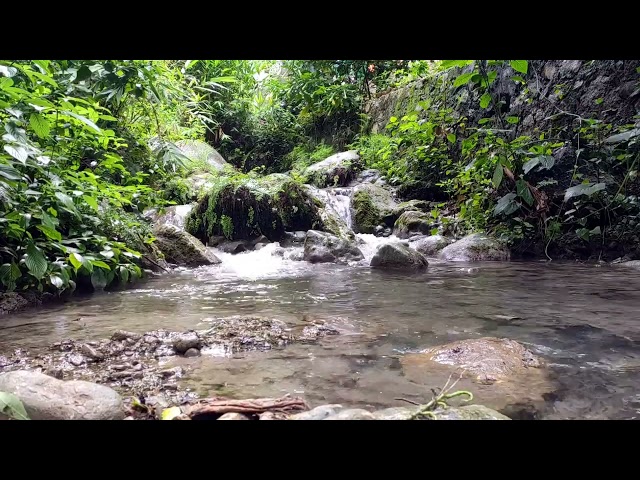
356 233 402 263
311 186 354 229
204 243 305 280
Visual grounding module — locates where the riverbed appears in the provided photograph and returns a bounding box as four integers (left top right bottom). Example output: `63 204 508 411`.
2 242 640 420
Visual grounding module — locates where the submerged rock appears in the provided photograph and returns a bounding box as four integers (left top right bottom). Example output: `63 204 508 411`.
153 224 221 267
401 337 550 416
393 211 433 239
324 408 375 420
409 234 452 256
289 404 343 420
303 150 363 188
431 405 511 420
303 230 364 264
370 242 429 270
172 333 202 354
438 233 510 261
0 370 124 420
352 183 398 234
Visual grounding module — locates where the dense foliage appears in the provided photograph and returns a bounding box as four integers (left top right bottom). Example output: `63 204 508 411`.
2 58 637 298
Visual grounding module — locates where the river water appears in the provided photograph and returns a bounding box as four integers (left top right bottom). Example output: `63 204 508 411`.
2 242 640 419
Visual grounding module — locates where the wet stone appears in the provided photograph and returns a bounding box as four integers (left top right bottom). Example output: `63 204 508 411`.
184 348 201 357
80 344 104 361
325 408 375 420
68 354 85 367
172 333 201 354
289 404 343 420
218 412 251 420
111 330 141 342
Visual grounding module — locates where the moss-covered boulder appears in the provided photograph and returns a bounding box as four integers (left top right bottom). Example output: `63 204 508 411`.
303 230 364 264
392 200 431 217
303 150 363 188
438 233 510 261
154 225 221 267
370 242 429 269
176 140 229 171
352 184 398 234
186 173 322 243
393 211 433 239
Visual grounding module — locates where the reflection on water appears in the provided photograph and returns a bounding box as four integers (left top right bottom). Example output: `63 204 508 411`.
2 250 640 419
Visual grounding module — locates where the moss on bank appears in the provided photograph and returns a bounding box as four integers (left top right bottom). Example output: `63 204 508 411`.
185 173 323 242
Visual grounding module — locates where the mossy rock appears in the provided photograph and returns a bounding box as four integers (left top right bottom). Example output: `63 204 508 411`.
438 233 510 261
352 183 398 234
370 242 429 269
393 210 433 239
154 225 221 267
431 405 511 420
186 173 322 242
392 200 431 217
176 140 229 171
303 151 363 188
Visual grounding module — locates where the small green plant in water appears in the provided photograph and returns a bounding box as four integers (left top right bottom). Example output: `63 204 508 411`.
220 215 234 239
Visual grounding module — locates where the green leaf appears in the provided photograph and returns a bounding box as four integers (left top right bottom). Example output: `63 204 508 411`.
478 118 492 125
74 65 92 83
447 133 456 144
480 93 492 109
523 157 541 174
430 228 439 236
506 116 520 124
29 113 50 139
91 260 111 270
10 262 21 280
61 110 101 133
590 226 602 235
54 191 75 210
161 406 182 420
440 60 473 70
119 265 129 284
511 75 525 84
492 162 503 188
69 252 83 271
100 250 115 259
4 145 28 164
595 97 604 105
576 228 590 241
91 268 107 290
81 258 94 273
0 163 22 181
83 195 98 211
453 72 475 88
0 391 30 420
494 193 519 216
564 182 606 201
516 179 534 206
36 225 62 241
49 274 65 289
25 243 48 280
510 60 529 74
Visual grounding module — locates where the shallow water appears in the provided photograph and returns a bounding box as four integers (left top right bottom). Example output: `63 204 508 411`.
2 245 640 419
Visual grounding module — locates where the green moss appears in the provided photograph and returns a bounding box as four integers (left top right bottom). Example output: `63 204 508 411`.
352 190 380 234
186 172 322 242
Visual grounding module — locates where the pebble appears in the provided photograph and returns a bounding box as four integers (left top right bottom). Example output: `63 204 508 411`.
80 344 104 361
184 348 201 357
111 330 141 342
68 354 85 367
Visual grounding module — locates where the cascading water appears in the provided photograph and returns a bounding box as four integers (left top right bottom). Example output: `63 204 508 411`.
311 187 354 229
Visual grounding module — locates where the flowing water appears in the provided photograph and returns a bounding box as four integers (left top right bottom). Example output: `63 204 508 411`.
2 243 640 419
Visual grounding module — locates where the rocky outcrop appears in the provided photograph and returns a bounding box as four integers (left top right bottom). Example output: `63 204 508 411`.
352 183 398 234
0 292 29 316
393 211 432 239
409 234 452 256
176 139 229 172
0 370 124 420
303 151 363 188
349 168 382 186
438 233 510 261
392 200 430 217
144 204 195 231
280 231 307 248
153 224 221 267
370 242 429 269
303 230 364 264
186 173 322 243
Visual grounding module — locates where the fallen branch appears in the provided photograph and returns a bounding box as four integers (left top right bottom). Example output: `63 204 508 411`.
186 395 308 419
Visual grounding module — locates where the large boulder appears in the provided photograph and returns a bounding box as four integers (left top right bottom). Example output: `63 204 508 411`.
154 224 221 267
303 230 364 264
401 337 550 417
144 204 195 231
304 151 363 188
408 235 452 256
439 233 510 261
352 183 398 234
186 174 322 243
0 370 124 420
176 140 229 172
370 242 429 270
393 211 433 239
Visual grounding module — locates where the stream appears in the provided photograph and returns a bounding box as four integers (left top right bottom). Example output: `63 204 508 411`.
2 244 640 419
